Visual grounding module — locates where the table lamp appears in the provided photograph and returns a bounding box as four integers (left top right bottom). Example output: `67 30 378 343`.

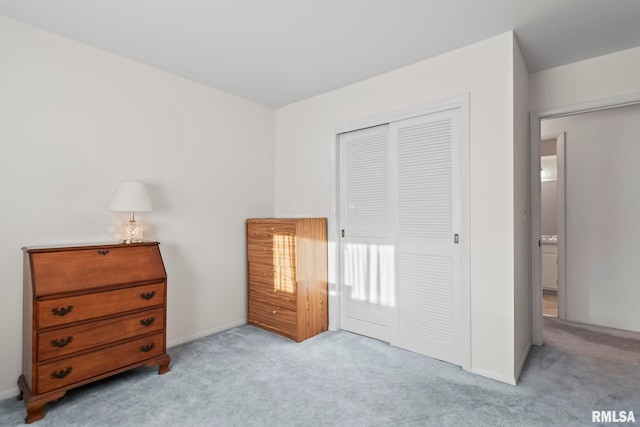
109 181 153 243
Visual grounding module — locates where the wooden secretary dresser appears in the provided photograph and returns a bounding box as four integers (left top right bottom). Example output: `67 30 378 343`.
247 218 328 342
18 242 170 423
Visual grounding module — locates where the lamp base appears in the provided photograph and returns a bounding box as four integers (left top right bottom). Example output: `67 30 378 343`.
121 219 144 244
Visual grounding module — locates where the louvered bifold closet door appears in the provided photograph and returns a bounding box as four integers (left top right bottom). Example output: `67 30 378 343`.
389 109 462 365
339 125 393 342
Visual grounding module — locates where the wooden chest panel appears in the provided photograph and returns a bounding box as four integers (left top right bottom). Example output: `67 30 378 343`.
248 261 297 311
247 221 295 236
246 218 328 342
37 307 164 361
249 287 297 312
36 282 165 329
36 332 164 394
30 245 166 296
248 299 298 339
247 221 297 267
247 242 297 266
248 262 296 291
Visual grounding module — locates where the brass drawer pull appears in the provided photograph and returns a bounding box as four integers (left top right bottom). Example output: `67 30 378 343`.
140 343 155 353
140 317 156 327
51 336 73 348
140 291 156 300
51 305 73 317
97 250 110 256
51 367 72 379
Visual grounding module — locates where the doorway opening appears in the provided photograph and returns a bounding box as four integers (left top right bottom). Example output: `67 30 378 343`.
540 137 562 318
531 97 640 346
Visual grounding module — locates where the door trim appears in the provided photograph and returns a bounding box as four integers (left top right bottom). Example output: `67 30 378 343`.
530 113 542 345
332 93 470 371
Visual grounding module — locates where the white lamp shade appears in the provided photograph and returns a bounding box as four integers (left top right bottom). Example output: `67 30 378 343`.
109 181 154 212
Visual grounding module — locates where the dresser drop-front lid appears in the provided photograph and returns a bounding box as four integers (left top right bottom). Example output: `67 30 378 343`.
24 242 166 296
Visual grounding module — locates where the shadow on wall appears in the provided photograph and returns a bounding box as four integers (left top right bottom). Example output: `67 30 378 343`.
158 243 199 346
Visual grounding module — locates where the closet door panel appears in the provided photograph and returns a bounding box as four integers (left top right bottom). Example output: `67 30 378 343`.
397 116 452 240
338 103 465 367
339 125 392 341
390 110 462 365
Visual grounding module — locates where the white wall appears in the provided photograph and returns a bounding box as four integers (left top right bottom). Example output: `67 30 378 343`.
540 140 557 156
529 45 640 113
540 145 558 240
542 104 640 332
512 37 530 382
275 32 520 383
541 181 558 235
0 16 275 398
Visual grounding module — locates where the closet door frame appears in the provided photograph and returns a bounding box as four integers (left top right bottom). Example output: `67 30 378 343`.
332 93 470 371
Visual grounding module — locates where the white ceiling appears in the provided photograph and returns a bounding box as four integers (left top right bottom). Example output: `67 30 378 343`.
2 0 640 107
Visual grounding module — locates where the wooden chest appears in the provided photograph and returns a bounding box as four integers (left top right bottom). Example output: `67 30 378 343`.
247 218 328 342
18 242 170 423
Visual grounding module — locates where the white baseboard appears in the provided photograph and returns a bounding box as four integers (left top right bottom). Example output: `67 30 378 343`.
0 387 19 400
167 319 246 348
514 341 532 384
469 367 517 385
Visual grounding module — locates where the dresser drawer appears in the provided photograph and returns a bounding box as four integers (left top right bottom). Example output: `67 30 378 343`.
248 300 297 339
30 245 166 296
247 242 296 266
249 286 297 312
247 221 296 265
247 221 295 237
36 332 164 394
248 262 296 291
37 307 164 361
37 282 165 329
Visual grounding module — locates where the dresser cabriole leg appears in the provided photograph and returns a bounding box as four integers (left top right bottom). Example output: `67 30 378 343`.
18 375 67 424
24 402 46 424
23 391 66 424
158 363 170 375
158 354 171 375
17 376 25 401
